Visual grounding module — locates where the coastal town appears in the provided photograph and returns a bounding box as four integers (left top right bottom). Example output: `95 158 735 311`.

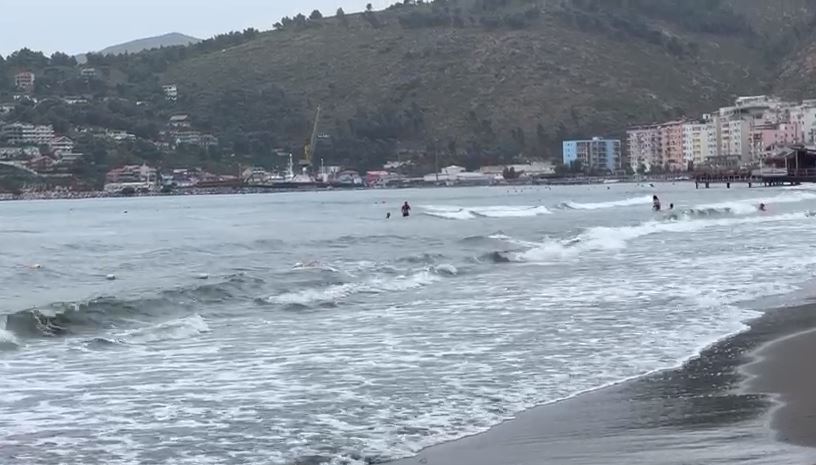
3 65 816 200
563 95 816 177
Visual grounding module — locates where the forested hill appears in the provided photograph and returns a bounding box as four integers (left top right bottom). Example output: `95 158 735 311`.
4 0 816 179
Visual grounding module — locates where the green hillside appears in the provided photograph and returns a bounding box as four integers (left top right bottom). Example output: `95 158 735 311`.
4 0 816 181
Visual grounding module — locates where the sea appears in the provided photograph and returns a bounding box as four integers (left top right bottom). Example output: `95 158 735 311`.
2 183 816 465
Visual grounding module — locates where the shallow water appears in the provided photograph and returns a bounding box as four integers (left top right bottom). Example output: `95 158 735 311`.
2 183 816 464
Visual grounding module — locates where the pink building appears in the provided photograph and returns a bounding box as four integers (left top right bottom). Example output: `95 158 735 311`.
658 120 686 171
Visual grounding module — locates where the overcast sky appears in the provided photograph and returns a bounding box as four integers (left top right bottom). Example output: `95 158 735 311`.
0 0 393 56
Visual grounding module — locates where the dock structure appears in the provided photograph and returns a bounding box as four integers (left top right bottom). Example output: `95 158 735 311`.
695 146 816 188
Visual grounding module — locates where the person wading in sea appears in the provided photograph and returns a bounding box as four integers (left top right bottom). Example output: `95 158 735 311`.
652 195 662 212
402 201 411 218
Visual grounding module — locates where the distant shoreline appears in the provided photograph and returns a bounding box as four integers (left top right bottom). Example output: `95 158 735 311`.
0 178 696 202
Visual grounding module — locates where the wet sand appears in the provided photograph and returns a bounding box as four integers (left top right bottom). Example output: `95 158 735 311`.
388 304 816 465
743 326 816 449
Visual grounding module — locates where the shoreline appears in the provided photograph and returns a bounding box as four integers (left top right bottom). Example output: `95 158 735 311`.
387 303 816 465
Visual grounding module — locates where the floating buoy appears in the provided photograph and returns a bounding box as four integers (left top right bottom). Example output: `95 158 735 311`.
31 264 42 270
106 274 117 281
195 273 209 280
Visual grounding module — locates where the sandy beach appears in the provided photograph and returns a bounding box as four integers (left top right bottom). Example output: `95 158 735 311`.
389 303 816 465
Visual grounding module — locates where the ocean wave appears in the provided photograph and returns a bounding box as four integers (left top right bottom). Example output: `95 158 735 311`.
558 195 653 210
694 192 816 216
516 211 811 262
421 205 551 220
0 318 20 350
118 314 210 344
265 267 452 306
3 275 258 339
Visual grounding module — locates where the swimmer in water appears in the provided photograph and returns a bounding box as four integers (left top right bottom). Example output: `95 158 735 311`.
669 203 674 210
401 201 411 217
759 203 767 212
652 195 661 212
386 212 391 219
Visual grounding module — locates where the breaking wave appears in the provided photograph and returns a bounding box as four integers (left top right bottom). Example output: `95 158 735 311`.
514 211 811 262
0 317 20 350
422 205 551 220
2 275 258 339
118 314 211 344
265 267 456 306
558 195 653 210
694 192 816 216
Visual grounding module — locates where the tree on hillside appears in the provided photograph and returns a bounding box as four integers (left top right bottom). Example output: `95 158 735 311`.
336 7 345 17
310 9 323 20
6 48 49 70
366 3 373 12
49 52 77 67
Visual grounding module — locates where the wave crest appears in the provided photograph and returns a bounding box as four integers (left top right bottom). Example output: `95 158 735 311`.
558 195 653 210
422 205 551 220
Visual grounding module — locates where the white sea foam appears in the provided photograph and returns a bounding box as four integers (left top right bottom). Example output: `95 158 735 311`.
695 192 816 215
120 314 210 344
267 270 442 305
422 205 551 220
6 186 816 465
560 195 653 210
518 211 810 262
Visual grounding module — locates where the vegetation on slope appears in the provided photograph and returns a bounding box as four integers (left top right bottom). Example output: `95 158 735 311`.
2 0 816 182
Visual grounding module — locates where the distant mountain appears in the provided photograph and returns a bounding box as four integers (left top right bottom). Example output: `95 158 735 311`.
75 33 201 62
98 33 201 56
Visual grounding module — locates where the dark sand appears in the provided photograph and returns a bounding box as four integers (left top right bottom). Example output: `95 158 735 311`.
388 304 816 465
743 327 816 449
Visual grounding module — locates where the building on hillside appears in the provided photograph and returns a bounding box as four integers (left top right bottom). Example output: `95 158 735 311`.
682 120 718 168
0 146 39 160
80 68 98 79
1 123 54 146
14 72 35 93
55 151 84 165
49 136 75 155
626 125 660 173
562 137 622 173
25 156 55 173
62 96 89 105
162 84 178 102
169 114 192 130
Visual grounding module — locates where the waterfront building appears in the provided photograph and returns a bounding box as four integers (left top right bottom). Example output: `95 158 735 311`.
657 120 686 171
626 125 660 173
104 164 158 192
682 120 717 168
562 137 622 173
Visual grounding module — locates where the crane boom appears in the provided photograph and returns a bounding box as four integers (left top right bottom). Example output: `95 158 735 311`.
303 106 321 167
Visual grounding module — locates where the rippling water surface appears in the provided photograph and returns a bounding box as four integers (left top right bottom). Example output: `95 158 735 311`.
3 184 816 464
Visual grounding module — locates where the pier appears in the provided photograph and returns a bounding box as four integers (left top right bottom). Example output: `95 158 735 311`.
695 146 816 188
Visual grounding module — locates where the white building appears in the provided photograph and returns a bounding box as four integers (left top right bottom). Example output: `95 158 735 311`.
49 136 75 155
717 118 750 163
1 123 55 146
80 68 98 79
162 84 178 102
14 72 35 93
682 121 718 167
